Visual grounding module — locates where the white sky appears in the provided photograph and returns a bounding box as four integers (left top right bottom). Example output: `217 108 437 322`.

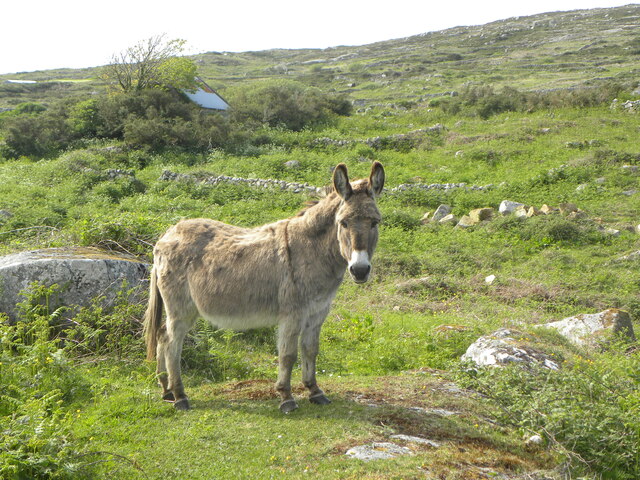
1 0 636 75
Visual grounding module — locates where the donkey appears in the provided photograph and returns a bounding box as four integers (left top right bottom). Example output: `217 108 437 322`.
144 161 385 413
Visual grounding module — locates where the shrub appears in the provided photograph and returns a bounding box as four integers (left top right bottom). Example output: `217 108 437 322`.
455 351 640 479
3 106 75 157
228 80 352 131
435 82 625 118
0 284 91 479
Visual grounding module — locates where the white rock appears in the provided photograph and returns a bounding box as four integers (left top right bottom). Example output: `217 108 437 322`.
485 274 496 285
461 328 559 370
541 309 635 346
345 442 412 461
499 200 525 215
525 434 544 446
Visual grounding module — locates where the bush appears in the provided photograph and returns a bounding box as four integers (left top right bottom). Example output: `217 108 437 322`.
228 80 352 131
3 105 75 157
456 351 640 479
435 82 626 118
0 284 91 479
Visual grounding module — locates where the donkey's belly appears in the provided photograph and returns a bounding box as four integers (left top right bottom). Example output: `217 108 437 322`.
202 311 279 330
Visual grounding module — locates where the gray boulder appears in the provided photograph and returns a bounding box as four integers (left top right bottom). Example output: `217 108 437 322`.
0 247 149 322
432 204 452 222
541 309 636 347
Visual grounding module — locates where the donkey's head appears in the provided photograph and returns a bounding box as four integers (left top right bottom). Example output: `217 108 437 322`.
333 161 385 284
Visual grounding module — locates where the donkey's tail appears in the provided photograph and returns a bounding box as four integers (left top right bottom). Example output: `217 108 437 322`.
143 267 163 361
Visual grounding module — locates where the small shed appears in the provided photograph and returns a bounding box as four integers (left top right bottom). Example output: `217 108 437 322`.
183 77 229 111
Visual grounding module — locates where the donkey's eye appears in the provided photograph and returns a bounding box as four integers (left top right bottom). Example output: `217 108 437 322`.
371 221 379 229
340 220 348 228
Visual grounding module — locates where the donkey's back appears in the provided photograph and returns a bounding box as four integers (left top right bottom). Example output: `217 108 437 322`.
153 217 289 331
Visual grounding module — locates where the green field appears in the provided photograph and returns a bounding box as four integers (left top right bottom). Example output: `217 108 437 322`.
1 5 639 479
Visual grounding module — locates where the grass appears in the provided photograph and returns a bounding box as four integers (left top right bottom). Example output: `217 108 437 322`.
67 366 556 480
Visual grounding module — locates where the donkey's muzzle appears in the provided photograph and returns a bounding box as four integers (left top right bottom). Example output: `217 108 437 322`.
348 250 371 283
349 263 371 283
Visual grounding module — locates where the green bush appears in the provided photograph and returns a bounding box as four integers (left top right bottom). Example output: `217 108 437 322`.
456 350 640 479
435 82 625 118
0 284 91 479
3 105 75 157
228 80 352 131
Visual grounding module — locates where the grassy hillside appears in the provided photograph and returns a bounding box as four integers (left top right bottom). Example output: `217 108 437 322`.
1 5 639 480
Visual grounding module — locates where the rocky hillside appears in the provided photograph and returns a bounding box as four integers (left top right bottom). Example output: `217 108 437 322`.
1 5 639 108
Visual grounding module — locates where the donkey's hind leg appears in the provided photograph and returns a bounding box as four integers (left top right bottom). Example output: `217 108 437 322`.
275 320 301 413
301 313 331 406
163 312 197 410
155 329 175 402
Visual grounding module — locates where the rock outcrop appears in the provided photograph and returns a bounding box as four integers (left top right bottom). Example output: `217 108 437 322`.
0 247 149 322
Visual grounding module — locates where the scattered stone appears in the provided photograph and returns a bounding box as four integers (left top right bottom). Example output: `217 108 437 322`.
432 204 452 222
104 168 135 180
621 165 639 174
439 214 458 225
485 274 496 285
567 211 588 220
576 183 588 192
283 160 300 169
469 207 494 223
499 200 525 215
621 189 638 196
605 227 621 237
558 202 578 215
620 100 640 113
461 328 559 370
390 435 441 448
421 211 432 224
595 177 606 184
526 206 541 217
345 442 412 461
456 215 475 228
0 248 149 323
541 309 636 347
539 204 557 215
514 205 529 218
455 150 464 157
525 434 544 447
619 250 640 261
0 209 13 219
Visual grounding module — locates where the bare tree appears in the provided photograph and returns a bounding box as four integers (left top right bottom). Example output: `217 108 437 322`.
105 35 195 92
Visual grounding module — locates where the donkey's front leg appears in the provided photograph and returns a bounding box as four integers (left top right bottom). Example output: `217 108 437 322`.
301 318 331 406
275 321 300 413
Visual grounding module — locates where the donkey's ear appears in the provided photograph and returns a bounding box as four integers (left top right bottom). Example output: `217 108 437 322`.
369 161 385 197
333 163 353 200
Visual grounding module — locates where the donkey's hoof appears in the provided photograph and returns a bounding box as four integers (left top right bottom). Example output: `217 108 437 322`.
174 398 191 410
162 391 176 402
279 399 299 414
309 393 331 406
